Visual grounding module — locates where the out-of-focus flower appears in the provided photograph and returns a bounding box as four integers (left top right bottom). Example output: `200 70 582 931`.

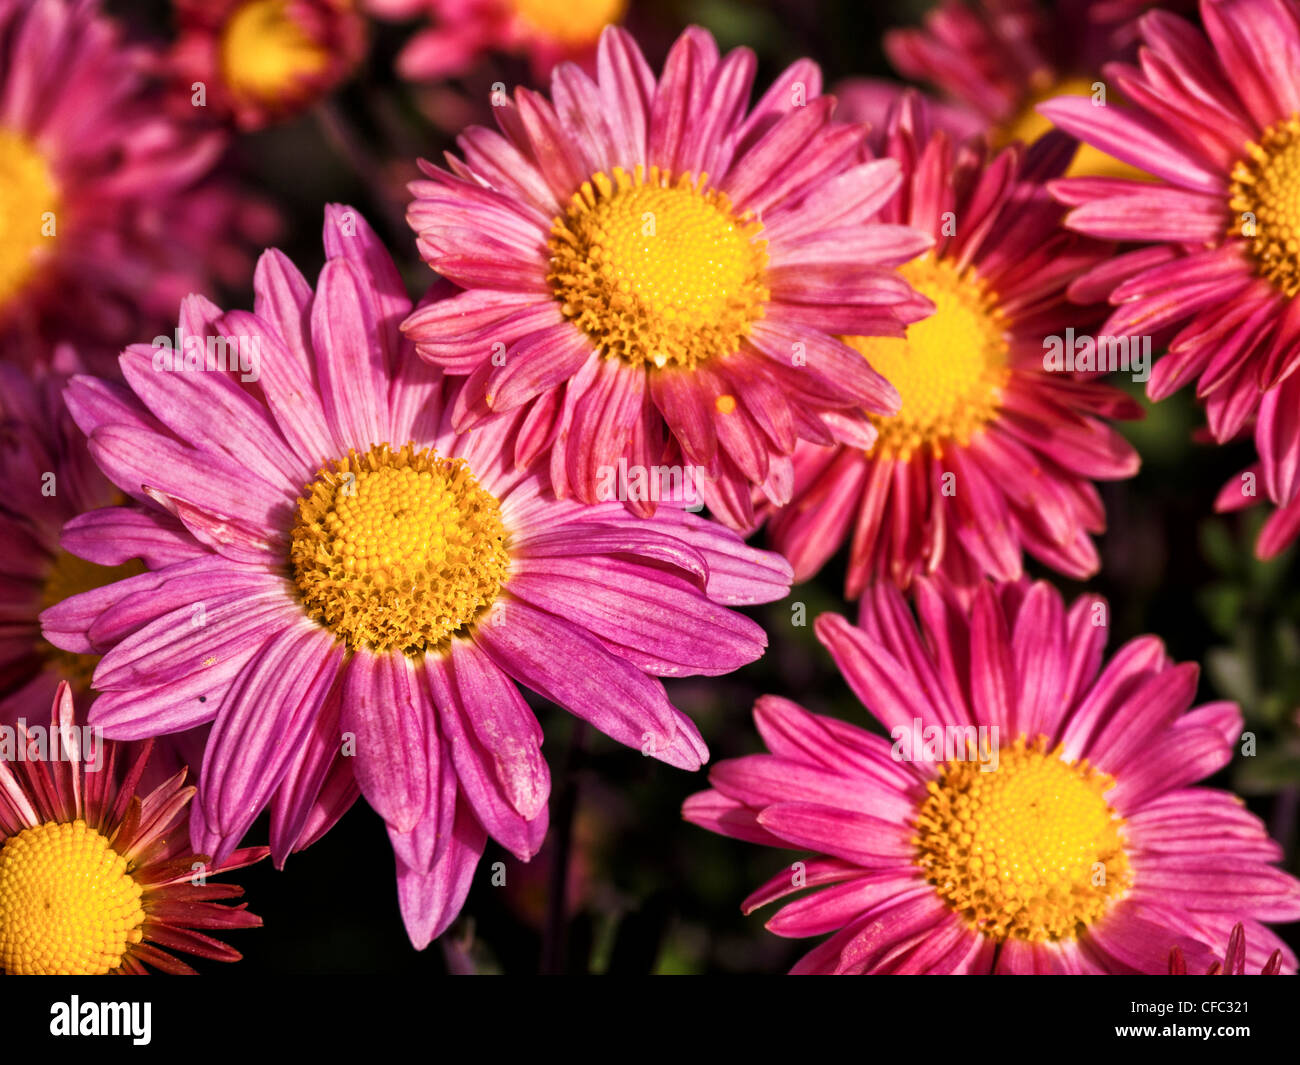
766 95 1140 596
0 356 210 793
0 0 276 365
41 205 792 948
366 0 624 82
684 578 1300 974
880 0 1146 178
0 357 141 723
0 684 263 974
1170 922 1284 974
169 0 367 130
1042 0 1300 560
832 78 986 144
403 25 935 530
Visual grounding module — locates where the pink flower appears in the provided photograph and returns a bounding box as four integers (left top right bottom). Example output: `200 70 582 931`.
41 205 792 948
1041 0 1300 558
0 356 210 791
684 578 1300 974
0 356 126 720
402 25 935 530
0 683 264 974
881 0 1149 178
0 0 277 364
366 0 623 82
765 95 1140 596
168 0 367 131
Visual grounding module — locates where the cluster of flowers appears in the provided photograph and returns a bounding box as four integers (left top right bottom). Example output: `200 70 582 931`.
1 0 1298 975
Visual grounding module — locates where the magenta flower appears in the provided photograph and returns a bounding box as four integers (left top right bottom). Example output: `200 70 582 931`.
402 25 935 530
684 578 1300 974
881 0 1148 178
168 0 367 131
0 357 136 722
0 357 211 794
0 0 275 364
765 95 1140 596
1040 0 1300 557
0 684 264 974
41 206 792 947
365 0 623 82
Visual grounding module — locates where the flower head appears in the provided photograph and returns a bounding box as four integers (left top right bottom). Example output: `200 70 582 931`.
402 25 934 530
684 578 1300 974
0 357 141 722
0 684 263 974
1041 0 1300 558
0 0 276 363
366 0 624 82
766 95 1140 596
169 0 367 130
880 0 1147 178
42 205 792 947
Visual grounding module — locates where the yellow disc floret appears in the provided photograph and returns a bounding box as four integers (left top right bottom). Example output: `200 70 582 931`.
290 442 510 655
0 820 145 975
548 165 770 370
913 735 1131 943
513 0 625 46
845 255 1009 461
0 127 57 312
219 0 329 104
997 76 1151 181
1229 115 1300 297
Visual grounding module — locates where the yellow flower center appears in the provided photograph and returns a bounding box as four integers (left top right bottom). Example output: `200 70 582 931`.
913 735 1131 943
40 550 147 688
1229 115 1300 297
290 443 510 655
845 256 1008 461
547 165 770 371
999 76 1150 181
0 820 145 975
219 0 329 104
513 0 625 45
0 128 57 313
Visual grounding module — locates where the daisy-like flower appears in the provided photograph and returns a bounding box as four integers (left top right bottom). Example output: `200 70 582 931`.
683 578 1300 974
168 0 367 130
0 356 209 795
1169 922 1284 974
0 684 263 974
366 0 624 82
402 25 934 531
765 95 1140 596
1040 0 1300 559
0 0 272 363
41 205 792 947
879 0 1146 179
0 357 147 723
